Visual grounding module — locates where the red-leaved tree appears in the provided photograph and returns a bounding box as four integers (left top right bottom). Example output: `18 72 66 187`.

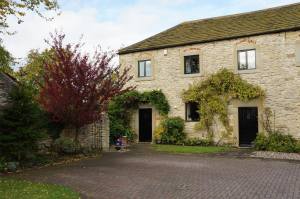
39 33 133 141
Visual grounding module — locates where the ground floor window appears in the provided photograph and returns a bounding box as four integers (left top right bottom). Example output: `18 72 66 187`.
185 102 200 121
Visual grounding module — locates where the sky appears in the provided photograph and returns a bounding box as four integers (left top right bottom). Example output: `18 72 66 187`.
1 0 299 66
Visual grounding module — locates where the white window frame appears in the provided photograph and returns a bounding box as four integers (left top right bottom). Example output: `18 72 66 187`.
138 60 151 77
237 49 256 70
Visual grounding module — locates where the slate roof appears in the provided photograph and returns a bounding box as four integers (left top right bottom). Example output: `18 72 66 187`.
119 3 300 54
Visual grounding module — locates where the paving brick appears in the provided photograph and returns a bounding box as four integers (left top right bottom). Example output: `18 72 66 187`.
11 144 300 199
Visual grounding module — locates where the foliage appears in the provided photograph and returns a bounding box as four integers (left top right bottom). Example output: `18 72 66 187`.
182 68 264 135
16 49 53 97
0 44 14 74
159 117 186 145
0 157 7 172
39 33 133 141
53 137 80 155
261 107 275 133
124 129 137 143
108 90 139 143
108 90 170 143
183 138 214 146
46 119 64 140
0 178 80 199
254 133 269 151
254 132 299 153
140 90 170 115
154 124 164 142
0 0 59 32
152 144 233 154
16 49 64 139
0 85 47 162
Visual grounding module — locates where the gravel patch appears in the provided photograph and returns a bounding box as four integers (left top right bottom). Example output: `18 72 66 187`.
250 151 300 161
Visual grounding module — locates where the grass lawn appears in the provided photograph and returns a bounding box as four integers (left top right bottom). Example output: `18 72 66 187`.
0 178 80 199
152 144 234 154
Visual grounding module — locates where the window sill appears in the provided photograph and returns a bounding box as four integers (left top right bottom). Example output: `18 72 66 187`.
181 73 204 78
135 76 154 81
237 69 257 74
185 120 200 123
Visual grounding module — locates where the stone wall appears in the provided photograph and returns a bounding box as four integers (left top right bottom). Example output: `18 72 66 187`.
120 31 300 144
0 72 17 110
62 114 110 151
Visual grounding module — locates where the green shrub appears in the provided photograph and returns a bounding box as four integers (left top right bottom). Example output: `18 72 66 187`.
183 138 214 146
108 91 140 144
254 132 299 153
254 133 269 151
0 86 47 162
53 137 80 155
296 141 300 152
124 129 137 143
160 117 186 144
268 132 298 153
0 157 7 172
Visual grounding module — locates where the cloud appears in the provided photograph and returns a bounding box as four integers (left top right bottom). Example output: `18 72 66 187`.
2 0 300 65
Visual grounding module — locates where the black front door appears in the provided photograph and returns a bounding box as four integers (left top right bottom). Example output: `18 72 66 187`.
238 107 258 147
139 109 152 142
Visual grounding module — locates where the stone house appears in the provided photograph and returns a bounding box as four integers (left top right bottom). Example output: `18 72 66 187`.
0 72 18 110
119 3 300 146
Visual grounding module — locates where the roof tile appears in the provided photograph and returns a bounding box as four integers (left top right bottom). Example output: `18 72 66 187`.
119 3 300 54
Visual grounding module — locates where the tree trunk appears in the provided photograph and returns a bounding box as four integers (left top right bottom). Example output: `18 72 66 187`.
74 127 79 143
74 127 80 153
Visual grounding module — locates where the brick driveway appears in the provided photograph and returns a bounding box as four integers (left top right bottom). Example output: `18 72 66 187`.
13 144 300 199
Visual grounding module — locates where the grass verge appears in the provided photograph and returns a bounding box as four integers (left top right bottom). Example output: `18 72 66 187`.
0 178 80 199
152 144 234 154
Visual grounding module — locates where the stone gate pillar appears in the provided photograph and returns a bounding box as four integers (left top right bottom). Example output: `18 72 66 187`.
101 114 110 152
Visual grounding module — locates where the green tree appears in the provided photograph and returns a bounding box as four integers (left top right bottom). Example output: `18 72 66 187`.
16 49 52 96
0 0 59 32
0 44 14 74
0 85 47 162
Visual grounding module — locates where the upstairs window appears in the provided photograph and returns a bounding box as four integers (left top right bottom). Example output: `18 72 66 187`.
138 60 151 77
185 102 200 122
184 55 199 74
238 49 256 70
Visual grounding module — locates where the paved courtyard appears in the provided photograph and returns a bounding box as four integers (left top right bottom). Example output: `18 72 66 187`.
12 144 300 199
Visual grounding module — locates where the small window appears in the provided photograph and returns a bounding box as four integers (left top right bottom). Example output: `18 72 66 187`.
184 55 199 74
238 49 256 70
185 102 200 122
138 60 151 77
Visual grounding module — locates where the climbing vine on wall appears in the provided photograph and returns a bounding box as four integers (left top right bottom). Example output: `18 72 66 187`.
182 68 264 135
108 90 170 143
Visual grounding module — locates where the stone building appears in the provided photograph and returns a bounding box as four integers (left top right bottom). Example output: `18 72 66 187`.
119 3 300 146
0 72 17 110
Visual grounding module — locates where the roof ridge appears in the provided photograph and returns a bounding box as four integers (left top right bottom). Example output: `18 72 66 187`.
119 2 300 54
182 2 300 25
0 71 18 83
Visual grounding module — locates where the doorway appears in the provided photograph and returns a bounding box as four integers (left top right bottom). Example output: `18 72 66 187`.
139 109 152 142
238 107 258 147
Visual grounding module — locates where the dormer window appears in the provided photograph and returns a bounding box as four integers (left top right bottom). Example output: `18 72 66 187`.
138 60 151 77
184 55 199 74
238 49 256 70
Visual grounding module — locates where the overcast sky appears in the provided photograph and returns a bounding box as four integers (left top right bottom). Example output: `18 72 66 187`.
1 0 299 63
